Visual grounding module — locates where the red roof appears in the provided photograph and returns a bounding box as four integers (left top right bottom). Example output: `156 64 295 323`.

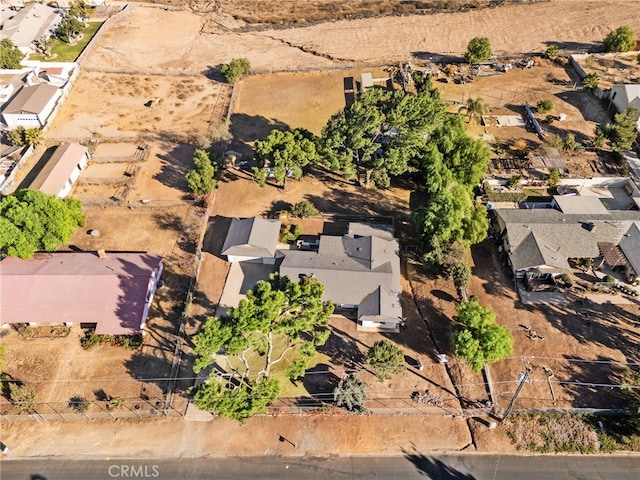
0 252 163 335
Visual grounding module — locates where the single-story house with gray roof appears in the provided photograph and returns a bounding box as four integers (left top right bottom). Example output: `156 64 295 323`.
280 222 402 332
495 192 640 285
221 217 281 264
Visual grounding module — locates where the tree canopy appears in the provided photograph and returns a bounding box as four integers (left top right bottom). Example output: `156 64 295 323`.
603 26 637 52
583 72 600 90
0 39 24 69
185 148 218 195
192 274 334 421
451 298 513 372
605 107 639 153
220 57 251 83
464 37 492 64
0 190 85 259
253 128 319 188
333 374 368 413
320 87 446 188
366 340 404 381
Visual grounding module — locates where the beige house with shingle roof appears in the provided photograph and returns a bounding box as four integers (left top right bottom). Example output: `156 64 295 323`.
2 83 61 128
29 143 89 198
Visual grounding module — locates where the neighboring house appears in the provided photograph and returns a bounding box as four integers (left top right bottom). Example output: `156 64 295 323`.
279 222 403 332
608 84 640 133
29 142 89 198
1 83 61 128
0 252 164 335
0 3 63 55
221 216 281 264
495 182 640 287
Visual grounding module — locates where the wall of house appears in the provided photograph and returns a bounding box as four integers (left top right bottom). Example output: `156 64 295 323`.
3 113 40 128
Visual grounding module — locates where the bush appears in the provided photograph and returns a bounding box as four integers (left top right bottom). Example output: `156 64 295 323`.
366 340 404 381
69 396 90 412
537 99 553 113
289 200 320 218
81 332 143 350
333 374 368 413
185 149 218 196
604 275 616 283
603 25 636 52
560 273 573 286
220 57 251 83
9 383 37 413
507 175 521 188
107 397 123 411
464 37 492 64
545 45 559 60
544 133 563 149
279 224 302 244
547 168 561 187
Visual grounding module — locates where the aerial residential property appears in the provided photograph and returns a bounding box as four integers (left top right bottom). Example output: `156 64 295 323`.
1 1 640 477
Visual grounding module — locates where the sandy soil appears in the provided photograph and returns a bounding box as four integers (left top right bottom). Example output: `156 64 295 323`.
86 2 640 74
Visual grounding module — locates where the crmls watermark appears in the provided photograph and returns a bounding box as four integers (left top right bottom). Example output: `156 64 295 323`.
108 465 160 478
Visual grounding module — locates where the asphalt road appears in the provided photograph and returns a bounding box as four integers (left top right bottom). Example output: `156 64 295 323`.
2 454 639 480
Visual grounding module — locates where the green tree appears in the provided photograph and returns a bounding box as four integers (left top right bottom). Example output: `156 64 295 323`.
9 383 37 413
6 126 26 147
547 168 561 187
366 340 404 381
451 298 513 372
0 190 85 259
37 36 54 57
321 88 445 188
69 0 92 22
545 45 560 60
253 128 318 189
56 16 84 43
193 274 334 421
536 99 553 114
185 148 218 195
220 57 251 83
464 37 492 64
459 97 488 123
23 128 44 147
193 377 280 424
333 374 368 413
583 72 600 90
289 200 320 218
605 107 640 153
563 132 582 152
603 25 636 52
0 38 24 69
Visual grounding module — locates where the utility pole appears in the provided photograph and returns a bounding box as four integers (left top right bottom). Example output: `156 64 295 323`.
501 368 530 422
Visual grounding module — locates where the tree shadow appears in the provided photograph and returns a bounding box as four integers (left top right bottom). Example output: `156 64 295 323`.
152 143 194 194
470 239 513 300
264 199 292 218
152 211 196 255
319 325 365 370
404 452 476 479
410 51 463 64
15 145 57 191
201 215 233 257
543 40 603 54
301 363 340 402
228 113 290 160
552 90 610 124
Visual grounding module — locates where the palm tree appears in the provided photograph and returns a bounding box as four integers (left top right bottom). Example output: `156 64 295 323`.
24 128 44 147
459 97 488 123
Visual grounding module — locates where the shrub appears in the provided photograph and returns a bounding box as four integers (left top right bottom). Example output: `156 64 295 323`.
279 224 302 244
464 37 492 64
507 175 521 188
9 383 37 413
289 200 320 218
603 26 636 52
604 275 616 283
537 99 553 114
69 396 90 412
107 397 123 411
547 168 561 187
563 133 582 152
366 340 404 381
220 57 251 83
560 273 573 286
544 133 563 149
81 332 143 350
545 45 559 60
333 374 368 413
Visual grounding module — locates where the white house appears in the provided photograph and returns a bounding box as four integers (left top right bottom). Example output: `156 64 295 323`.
29 143 89 198
2 83 61 128
609 84 640 133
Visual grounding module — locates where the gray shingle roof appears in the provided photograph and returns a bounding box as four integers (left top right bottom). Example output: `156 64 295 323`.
619 223 640 275
3 84 59 115
221 217 281 258
496 207 640 273
279 227 401 307
357 286 402 323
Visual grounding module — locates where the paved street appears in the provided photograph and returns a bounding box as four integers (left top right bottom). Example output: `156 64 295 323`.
2 455 639 480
